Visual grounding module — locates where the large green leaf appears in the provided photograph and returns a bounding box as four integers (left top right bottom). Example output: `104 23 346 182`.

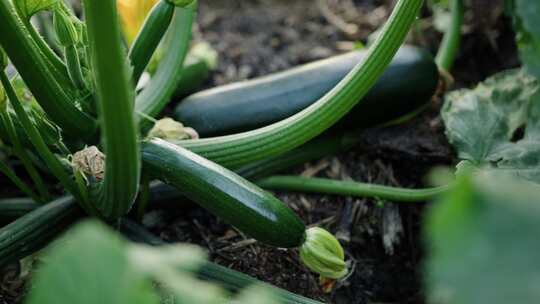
442 69 540 183
25 220 277 304
425 172 540 303
26 221 160 304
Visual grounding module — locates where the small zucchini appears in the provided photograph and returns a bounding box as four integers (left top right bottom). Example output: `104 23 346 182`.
174 45 439 137
141 138 306 248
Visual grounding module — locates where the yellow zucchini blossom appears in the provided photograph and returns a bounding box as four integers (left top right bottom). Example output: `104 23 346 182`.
117 0 158 45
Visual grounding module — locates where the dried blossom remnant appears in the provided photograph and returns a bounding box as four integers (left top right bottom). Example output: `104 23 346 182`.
72 146 105 181
147 118 199 141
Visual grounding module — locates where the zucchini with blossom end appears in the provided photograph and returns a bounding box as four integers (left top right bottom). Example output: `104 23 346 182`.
141 138 348 279
174 45 439 137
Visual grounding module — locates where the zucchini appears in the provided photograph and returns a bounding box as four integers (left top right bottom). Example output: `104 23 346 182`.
129 0 175 85
141 138 306 248
174 45 439 137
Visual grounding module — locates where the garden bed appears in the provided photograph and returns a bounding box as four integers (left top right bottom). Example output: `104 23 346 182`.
0 0 520 303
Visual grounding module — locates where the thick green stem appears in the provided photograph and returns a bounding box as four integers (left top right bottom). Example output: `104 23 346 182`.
135 3 195 125
23 19 75 94
258 176 451 203
129 0 175 84
84 0 141 219
0 0 96 137
174 0 424 168
0 71 87 209
236 131 360 180
435 0 464 71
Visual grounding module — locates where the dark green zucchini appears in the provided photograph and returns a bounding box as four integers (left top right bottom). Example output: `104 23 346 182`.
174 45 439 137
141 138 306 248
129 0 175 84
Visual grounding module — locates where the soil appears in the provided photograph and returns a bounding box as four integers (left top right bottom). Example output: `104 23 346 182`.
0 0 518 303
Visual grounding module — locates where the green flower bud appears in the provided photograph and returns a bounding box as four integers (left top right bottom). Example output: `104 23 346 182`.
53 9 79 47
166 0 196 8
299 227 348 280
0 47 7 70
147 118 198 141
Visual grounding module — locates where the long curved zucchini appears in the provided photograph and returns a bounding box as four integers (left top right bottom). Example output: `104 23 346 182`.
141 138 306 248
174 45 438 137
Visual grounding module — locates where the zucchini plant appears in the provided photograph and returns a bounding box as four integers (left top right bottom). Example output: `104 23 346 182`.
0 0 428 297
5 0 537 302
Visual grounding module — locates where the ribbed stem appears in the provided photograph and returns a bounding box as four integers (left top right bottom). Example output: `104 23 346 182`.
435 0 464 71
175 0 424 168
0 0 96 137
83 0 141 219
236 131 359 180
135 3 195 125
258 176 451 203
23 18 75 95
129 0 175 84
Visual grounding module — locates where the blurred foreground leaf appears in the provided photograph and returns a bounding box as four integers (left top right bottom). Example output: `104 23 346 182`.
425 172 540 303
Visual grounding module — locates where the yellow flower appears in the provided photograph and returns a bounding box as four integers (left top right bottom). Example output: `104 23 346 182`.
117 0 158 45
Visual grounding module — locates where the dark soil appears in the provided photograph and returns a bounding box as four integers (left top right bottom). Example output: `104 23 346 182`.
0 0 518 303
147 1 517 303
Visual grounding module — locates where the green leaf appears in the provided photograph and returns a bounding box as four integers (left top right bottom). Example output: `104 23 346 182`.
26 221 160 304
26 220 282 304
442 69 540 183
425 172 540 304
510 0 540 78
